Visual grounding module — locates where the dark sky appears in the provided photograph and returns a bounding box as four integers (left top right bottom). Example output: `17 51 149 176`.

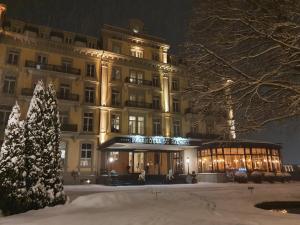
2 0 299 164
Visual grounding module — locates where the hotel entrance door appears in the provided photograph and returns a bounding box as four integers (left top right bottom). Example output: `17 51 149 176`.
129 152 145 173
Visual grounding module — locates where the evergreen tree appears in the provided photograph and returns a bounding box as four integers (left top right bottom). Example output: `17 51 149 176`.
24 81 48 209
0 102 27 215
43 82 66 206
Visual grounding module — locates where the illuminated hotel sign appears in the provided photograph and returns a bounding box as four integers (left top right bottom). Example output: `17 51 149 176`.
118 136 190 146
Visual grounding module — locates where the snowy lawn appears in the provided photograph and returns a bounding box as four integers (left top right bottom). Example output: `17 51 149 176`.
1 182 300 225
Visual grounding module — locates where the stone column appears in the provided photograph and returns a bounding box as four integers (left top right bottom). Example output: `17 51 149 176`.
99 61 109 144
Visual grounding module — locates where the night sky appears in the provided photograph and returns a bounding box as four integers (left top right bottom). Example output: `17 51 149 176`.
2 0 299 164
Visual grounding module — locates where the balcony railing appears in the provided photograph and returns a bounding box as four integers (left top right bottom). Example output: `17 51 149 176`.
125 100 152 109
57 92 79 101
25 60 81 76
186 132 220 140
61 124 78 132
125 77 152 86
21 88 33 96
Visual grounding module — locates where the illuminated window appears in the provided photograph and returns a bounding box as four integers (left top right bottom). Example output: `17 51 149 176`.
129 70 144 84
112 67 121 80
131 48 143 58
59 142 67 166
109 151 119 161
80 143 92 167
111 114 120 133
129 115 144 135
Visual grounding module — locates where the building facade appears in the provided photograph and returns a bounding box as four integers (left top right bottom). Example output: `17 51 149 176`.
0 5 283 184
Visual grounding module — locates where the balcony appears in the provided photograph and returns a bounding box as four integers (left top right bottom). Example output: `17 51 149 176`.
25 60 81 76
186 132 220 140
21 88 33 96
125 77 152 86
61 124 78 132
125 100 152 109
57 92 79 102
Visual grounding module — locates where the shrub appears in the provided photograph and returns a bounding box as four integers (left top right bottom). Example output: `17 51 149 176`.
282 172 292 183
250 171 263 183
275 172 285 183
263 172 275 183
234 171 248 183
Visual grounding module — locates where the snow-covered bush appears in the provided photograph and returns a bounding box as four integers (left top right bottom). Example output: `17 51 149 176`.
0 102 27 215
263 172 275 183
24 81 48 209
43 83 66 206
234 171 248 183
250 171 263 183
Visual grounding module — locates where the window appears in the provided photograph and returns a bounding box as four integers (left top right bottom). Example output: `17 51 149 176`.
173 98 180 113
86 63 96 77
112 67 121 80
59 142 67 166
173 120 181 137
111 114 120 132
0 110 10 127
191 123 199 133
152 52 159 61
131 48 143 58
7 50 19 65
109 151 119 161
37 54 47 64
129 70 144 84
111 90 120 106
129 115 145 135
112 43 122 54
61 59 72 73
153 118 161 136
152 75 160 87
3 76 16 94
83 113 93 132
59 84 70 99
172 79 179 91
85 87 95 103
59 113 69 125
65 37 73 44
153 96 160 109
80 143 92 167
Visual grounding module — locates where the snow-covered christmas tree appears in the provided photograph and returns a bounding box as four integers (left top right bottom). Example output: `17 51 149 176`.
0 102 27 215
24 81 48 209
43 82 66 206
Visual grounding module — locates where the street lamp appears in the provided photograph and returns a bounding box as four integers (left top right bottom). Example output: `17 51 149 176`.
186 157 190 175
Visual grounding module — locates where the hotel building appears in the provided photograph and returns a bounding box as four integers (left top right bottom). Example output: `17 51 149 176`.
0 4 283 184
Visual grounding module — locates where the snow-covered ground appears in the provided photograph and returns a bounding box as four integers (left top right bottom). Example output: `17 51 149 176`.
1 183 300 225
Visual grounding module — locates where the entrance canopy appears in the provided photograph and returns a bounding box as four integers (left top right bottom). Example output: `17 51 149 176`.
99 135 203 151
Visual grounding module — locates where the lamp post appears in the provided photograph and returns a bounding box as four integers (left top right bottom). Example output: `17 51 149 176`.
187 157 190 175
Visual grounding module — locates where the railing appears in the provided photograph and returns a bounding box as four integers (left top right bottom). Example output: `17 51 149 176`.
57 92 79 101
186 132 220 139
21 88 33 96
125 77 152 86
25 60 81 76
125 100 152 109
61 124 78 132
